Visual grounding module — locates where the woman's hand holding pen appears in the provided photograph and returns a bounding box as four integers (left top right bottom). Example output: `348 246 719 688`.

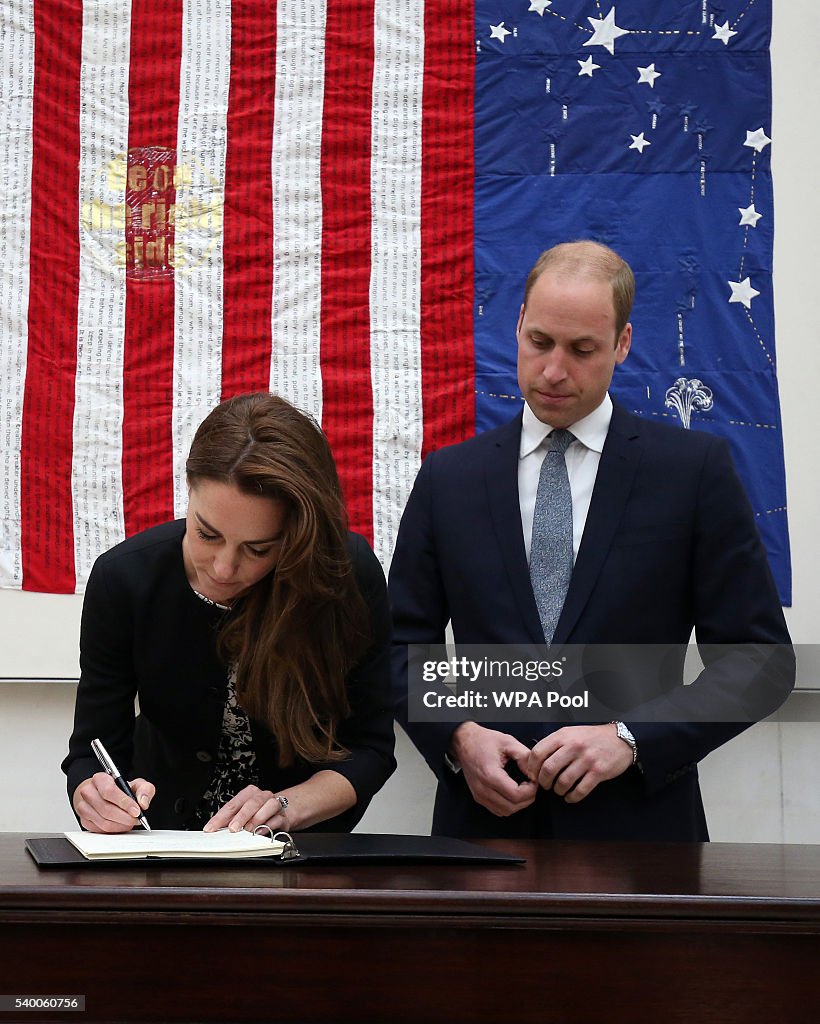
72 773 155 833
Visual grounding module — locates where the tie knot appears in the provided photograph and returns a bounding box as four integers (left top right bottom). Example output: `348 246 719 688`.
548 429 574 456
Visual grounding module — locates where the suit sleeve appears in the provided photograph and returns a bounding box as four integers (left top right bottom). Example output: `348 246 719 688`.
389 454 462 784
628 435 795 794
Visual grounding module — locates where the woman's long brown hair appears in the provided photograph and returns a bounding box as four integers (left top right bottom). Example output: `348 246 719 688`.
186 392 370 766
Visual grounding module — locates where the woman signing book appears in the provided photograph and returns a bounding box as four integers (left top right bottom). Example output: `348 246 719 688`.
63 392 396 834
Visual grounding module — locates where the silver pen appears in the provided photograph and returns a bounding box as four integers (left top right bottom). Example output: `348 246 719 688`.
91 737 152 831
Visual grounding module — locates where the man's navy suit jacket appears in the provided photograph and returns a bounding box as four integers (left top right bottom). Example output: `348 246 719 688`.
390 400 794 841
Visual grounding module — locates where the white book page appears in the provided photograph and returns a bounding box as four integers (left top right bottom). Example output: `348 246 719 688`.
64 829 285 860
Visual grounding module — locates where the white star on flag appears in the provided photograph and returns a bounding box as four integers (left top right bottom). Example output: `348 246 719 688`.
528 1 553 14
629 133 651 153
584 7 630 56
712 21 738 46
489 23 512 43
578 56 601 77
744 128 772 153
637 64 661 88
739 204 763 227
728 278 760 308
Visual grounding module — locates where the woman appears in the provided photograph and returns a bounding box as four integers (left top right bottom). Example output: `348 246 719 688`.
63 392 396 834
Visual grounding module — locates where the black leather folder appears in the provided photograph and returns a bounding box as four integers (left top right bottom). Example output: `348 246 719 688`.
25 832 525 867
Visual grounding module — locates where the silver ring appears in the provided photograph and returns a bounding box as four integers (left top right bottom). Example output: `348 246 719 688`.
276 794 289 811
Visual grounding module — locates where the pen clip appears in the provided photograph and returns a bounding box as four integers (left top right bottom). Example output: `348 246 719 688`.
90 737 117 777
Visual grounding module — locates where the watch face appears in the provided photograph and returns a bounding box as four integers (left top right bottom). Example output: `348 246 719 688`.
614 722 638 764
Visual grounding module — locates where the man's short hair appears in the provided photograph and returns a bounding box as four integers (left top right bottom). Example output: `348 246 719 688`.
522 240 635 336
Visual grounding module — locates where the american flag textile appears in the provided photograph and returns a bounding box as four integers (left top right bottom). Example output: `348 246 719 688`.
0 0 789 604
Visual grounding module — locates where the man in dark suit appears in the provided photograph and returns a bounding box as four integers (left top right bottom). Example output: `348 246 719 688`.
389 241 793 841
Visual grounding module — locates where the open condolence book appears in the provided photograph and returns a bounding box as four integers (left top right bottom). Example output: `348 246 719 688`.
26 830 525 867
64 828 289 861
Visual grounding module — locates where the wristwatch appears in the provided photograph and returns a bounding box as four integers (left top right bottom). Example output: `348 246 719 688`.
611 721 639 765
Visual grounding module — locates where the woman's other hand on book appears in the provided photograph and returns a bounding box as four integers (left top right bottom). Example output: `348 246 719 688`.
72 773 155 833
202 771 357 834
202 785 290 836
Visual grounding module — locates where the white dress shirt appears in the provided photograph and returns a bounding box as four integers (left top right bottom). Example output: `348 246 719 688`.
518 393 613 563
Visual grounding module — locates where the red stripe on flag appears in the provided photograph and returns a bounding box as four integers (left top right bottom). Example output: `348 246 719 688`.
121 1 183 536
420 1 476 457
319 1 375 543
21 0 84 592
221 1 277 398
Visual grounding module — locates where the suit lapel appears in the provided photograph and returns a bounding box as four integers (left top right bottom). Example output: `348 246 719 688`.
553 402 643 644
482 412 545 643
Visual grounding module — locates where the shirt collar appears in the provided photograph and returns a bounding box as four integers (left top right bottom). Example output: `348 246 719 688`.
519 393 613 459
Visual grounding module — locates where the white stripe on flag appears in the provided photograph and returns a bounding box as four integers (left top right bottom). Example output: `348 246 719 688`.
270 0 327 422
0 1 35 587
370 0 425 567
172 0 231 516
72 0 132 588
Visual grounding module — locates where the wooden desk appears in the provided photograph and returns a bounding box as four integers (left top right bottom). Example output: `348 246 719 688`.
1 833 819 1023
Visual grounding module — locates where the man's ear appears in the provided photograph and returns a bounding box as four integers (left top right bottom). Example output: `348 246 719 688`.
615 323 632 364
516 303 525 337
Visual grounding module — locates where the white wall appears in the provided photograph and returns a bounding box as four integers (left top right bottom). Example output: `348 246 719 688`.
1 0 818 840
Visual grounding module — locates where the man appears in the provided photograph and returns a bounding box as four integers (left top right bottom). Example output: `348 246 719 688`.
390 240 793 841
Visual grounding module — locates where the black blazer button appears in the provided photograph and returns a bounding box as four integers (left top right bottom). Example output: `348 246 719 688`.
174 798 187 814
196 750 213 763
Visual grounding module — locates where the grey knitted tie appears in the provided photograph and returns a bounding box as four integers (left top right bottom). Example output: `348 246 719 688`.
529 429 575 645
